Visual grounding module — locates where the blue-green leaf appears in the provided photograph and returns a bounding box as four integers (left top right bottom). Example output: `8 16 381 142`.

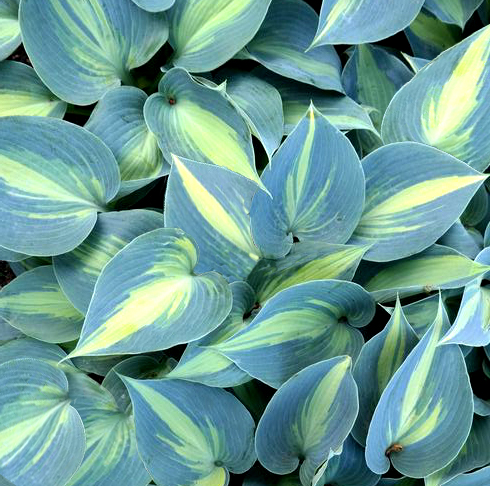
20 0 168 105
424 0 484 28
0 246 26 262
215 280 374 388
401 53 430 73
69 228 232 357
0 0 20 61
131 0 174 12
365 299 473 477
122 377 256 486
445 465 490 486
255 357 358 486
0 116 120 256
437 220 482 259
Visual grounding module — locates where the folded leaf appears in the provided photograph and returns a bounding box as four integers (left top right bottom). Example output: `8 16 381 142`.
122 377 256 486
70 228 232 357
0 116 120 256
0 0 20 61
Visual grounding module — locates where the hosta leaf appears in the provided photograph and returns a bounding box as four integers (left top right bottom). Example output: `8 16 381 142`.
65 372 150 486
0 358 85 486
0 116 120 256
365 299 473 477
402 53 430 73
349 142 486 262
439 248 490 346
248 242 368 305
0 61 66 117
319 436 380 486
405 9 462 60
122 377 256 486
224 72 283 160
144 67 262 186
445 467 490 486
0 246 26 262
352 299 419 446
250 105 364 258
167 0 271 72
9 256 51 276
70 228 232 357
165 156 260 281
425 415 490 486
131 0 174 12
310 0 424 46
255 357 358 486
0 0 20 61
0 266 83 343
379 480 424 486
215 280 374 388
461 184 488 227
243 0 343 92
70 355 128 377
166 281 254 387
424 0 484 28
474 395 490 416
0 318 22 341
19 0 168 105
437 220 482 259
357 245 490 302
383 26 490 172
53 209 165 314
85 87 169 198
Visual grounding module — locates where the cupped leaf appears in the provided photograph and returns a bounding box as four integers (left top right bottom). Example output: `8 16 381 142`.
0 61 66 117
70 228 232 357
383 26 490 172
349 142 486 261
0 358 85 486
310 0 424 46
19 0 168 105
65 371 150 486
85 87 168 197
0 116 120 256
357 245 490 302
365 299 473 477
255 357 358 486
0 0 20 61
167 0 271 72
243 0 343 92
53 209 165 314
144 67 261 186
165 156 260 281
166 281 254 387
248 242 368 305
131 0 174 12
250 105 364 258
424 0 484 28
122 377 256 486
0 266 83 343
352 299 419 446
215 280 374 388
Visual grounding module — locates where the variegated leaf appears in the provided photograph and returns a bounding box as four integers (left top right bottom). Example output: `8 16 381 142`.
424 0 484 28
0 0 20 61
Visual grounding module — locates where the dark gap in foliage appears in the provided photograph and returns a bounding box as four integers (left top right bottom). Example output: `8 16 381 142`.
0 262 15 289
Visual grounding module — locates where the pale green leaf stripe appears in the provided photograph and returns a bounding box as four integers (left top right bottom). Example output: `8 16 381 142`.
0 116 120 256
405 9 462 60
244 0 343 92
122 377 256 486
65 372 150 486
358 245 490 302
167 281 254 388
0 61 66 117
168 0 271 72
0 359 85 486
53 209 165 314
85 86 169 198
223 72 283 160
383 26 490 172
250 105 365 258
320 436 380 486
426 415 490 486
216 280 374 388
165 156 260 282
445 466 490 486
20 0 168 105
0 0 20 61
131 0 174 12
0 265 84 343
425 0 484 28
144 67 262 187
365 299 474 477
69 228 232 357
352 299 419 446
248 242 368 304
255 357 358 486
310 0 424 46
349 142 487 261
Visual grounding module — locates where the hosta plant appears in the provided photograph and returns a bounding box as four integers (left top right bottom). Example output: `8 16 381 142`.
2 0 490 485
